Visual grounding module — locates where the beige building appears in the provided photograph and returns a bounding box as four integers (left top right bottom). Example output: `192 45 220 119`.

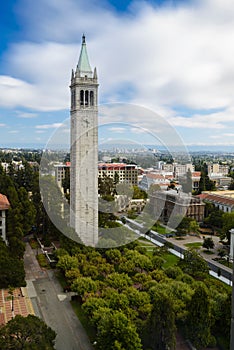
54 162 70 188
98 163 138 186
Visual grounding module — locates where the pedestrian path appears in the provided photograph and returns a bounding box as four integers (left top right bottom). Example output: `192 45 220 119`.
0 287 34 325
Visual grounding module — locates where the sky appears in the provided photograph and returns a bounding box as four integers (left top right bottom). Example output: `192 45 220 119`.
0 0 234 150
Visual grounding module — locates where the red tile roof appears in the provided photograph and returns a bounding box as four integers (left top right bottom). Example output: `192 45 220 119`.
0 194 10 210
192 171 201 177
197 193 234 207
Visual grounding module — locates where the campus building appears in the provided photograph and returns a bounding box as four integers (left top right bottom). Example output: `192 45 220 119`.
149 189 205 225
98 163 138 186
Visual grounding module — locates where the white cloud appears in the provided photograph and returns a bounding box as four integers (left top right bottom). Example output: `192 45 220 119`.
16 112 38 118
35 123 63 129
108 127 126 133
1 0 234 144
9 130 19 134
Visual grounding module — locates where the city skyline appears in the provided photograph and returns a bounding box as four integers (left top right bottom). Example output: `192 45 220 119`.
0 0 234 148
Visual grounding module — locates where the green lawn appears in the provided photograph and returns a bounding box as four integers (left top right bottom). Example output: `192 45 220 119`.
184 242 202 249
70 300 96 342
162 253 180 269
151 225 168 234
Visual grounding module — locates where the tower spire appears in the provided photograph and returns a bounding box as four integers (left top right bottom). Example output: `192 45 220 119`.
76 34 93 78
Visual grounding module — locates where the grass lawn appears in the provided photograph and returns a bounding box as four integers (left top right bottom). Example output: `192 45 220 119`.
151 225 168 234
137 237 156 257
162 253 180 269
71 300 96 342
185 242 202 249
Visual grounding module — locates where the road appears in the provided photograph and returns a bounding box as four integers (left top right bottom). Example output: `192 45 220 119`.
24 243 94 350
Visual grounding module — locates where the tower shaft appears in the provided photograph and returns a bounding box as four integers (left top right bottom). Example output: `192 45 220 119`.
70 36 98 246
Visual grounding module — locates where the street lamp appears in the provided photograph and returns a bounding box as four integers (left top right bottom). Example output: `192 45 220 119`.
229 228 234 350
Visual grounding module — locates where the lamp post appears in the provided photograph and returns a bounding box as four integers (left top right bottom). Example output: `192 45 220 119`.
229 228 234 350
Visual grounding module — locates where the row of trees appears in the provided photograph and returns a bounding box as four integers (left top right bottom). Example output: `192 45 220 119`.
0 160 62 287
56 238 231 349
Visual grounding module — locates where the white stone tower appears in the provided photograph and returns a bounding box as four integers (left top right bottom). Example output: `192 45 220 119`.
70 35 98 246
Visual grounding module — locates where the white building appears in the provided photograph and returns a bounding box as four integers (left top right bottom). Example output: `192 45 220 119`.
0 194 10 243
139 173 174 191
70 35 98 247
207 163 229 176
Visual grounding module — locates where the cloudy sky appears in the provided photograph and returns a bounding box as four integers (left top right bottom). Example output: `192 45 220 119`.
0 0 234 149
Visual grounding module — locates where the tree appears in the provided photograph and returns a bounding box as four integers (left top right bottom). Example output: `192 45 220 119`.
94 308 142 350
176 217 199 235
178 249 209 278
105 272 132 291
202 237 214 251
0 239 25 288
146 289 176 350
204 206 223 228
220 212 234 244
132 186 147 199
0 314 56 349
71 276 98 299
57 255 78 272
185 283 213 349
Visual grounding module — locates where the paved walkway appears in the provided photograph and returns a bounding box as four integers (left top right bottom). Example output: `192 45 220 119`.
24 243 93 350
0 287 34 325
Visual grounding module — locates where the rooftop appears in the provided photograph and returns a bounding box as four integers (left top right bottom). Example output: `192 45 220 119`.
0 194 10 211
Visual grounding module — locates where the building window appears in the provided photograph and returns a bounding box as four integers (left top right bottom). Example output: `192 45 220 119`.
85 90 89 106
90 91 94 106
80 90 84 106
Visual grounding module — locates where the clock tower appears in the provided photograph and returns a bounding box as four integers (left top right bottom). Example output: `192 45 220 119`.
70 35 98 246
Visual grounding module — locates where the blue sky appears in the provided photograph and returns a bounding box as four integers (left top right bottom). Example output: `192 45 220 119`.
0 0 234 149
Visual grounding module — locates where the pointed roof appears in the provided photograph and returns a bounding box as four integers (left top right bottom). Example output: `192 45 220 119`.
77 35 93 77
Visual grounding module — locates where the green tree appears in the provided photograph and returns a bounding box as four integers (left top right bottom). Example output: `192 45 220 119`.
71 276 98 299
105 272 132 291
220 212 234 244
202 237 214 251
94 308 142 350
57 255 78 272
178 249 209 278
132 186 147 199
146 289 176 350
0 314 56 349
204 206 223 228
185 283 213 349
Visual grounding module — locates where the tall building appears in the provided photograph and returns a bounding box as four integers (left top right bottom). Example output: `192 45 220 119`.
70 35 98 246
98 163 139 186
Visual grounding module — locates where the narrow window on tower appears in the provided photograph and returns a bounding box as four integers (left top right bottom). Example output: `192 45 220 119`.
85 90 89 106
80 90 84 106
90 91 94 106
73 90 76 108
